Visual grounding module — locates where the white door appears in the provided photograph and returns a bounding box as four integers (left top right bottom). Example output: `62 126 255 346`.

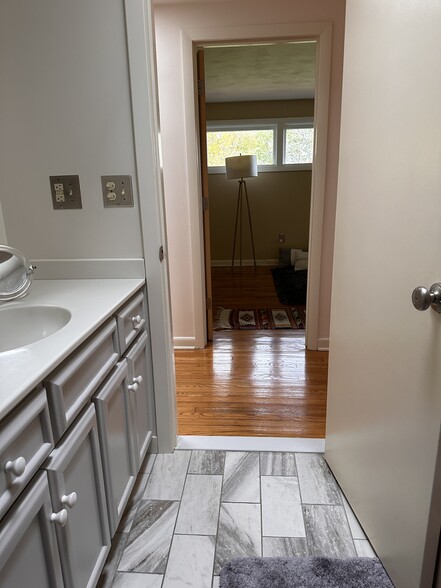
326 2 441 588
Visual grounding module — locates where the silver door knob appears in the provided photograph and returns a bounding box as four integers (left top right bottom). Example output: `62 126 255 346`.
412 283 441 312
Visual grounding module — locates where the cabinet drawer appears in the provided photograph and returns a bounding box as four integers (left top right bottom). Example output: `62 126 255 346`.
116 290 146 354
0 388 53 519
44 319 119 442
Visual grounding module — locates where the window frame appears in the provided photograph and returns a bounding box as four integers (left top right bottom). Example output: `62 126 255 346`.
206 117 314 173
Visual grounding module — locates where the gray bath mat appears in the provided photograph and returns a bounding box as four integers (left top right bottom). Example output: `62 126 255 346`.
220 557 394 587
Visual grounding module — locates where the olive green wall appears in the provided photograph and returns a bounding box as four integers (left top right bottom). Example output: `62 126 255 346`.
206 98 314 120
207 99 313 263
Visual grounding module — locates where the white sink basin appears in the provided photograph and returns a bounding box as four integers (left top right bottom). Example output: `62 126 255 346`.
0 305 71 352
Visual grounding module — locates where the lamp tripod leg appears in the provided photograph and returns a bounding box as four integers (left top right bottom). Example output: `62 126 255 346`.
239 181 243 267
231 181 242 268
243 181 256 268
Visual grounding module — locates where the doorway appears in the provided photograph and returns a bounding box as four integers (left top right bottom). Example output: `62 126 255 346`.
198 42 316 343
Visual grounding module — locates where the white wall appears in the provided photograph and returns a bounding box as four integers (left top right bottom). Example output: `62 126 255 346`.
0 0 143 259
153 0 346 347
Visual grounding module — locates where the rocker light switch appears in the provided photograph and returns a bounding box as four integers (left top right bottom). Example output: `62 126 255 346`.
50 175 82 209
101 175 134 207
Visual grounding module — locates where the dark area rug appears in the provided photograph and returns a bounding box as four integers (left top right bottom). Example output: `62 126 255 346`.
220 557 394 588
271 266 308 305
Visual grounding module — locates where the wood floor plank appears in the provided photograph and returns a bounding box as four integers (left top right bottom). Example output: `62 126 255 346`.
175 267 328 437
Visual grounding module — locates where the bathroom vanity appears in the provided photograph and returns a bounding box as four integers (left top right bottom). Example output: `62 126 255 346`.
0 279 155 588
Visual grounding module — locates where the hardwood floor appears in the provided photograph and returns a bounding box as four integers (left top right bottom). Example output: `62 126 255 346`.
174 266 328 438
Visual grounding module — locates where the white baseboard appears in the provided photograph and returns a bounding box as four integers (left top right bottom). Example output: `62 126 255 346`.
32 258 146 279
318 337 329 351
211 259 278 267
148 436 158 454
176 435 326 453
173 336 197 349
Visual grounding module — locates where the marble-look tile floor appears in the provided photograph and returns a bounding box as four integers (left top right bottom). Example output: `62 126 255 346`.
98 450 376 588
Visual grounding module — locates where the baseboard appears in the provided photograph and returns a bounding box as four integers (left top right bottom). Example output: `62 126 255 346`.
318 337 329 351
32 258 146 279
176 435 326 453
211 259 278 267
173 336 197 349
148 436 158 454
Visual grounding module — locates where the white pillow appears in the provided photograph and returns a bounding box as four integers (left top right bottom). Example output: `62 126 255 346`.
295 258 308 271
290 248 308 266
290 248 301 265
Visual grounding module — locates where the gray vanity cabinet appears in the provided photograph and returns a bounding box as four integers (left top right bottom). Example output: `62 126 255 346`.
44 405 110 588
0 471 64 588
93 361 136 535
125 330 155 471
0 284 156 588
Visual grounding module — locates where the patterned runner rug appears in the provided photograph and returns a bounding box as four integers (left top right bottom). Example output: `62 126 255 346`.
214 307 306 330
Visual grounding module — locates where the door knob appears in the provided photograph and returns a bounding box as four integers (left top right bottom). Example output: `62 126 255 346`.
412 283 441 312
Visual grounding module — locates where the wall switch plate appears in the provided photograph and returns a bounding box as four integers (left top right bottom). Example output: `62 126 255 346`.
50 175 82 209
101 175 134 208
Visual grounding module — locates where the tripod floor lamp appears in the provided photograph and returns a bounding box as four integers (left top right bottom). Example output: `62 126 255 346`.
225 154 258 268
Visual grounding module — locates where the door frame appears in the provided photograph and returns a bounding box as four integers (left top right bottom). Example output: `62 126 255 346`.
123 7 333 450
187 22 332 350
124 0 177 453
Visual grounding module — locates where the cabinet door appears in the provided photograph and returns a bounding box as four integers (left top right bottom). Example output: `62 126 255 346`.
93 361 136 536
44 405 110 588
0 387 54 519
125 331 155 470
0 471 64 588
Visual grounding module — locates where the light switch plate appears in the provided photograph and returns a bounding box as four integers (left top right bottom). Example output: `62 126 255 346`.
101 175 134 208
50 175 82 209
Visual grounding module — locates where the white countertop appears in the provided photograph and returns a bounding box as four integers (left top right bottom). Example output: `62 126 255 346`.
0 279 145 420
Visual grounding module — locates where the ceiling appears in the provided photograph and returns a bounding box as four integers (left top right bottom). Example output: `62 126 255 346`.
204 42 316 103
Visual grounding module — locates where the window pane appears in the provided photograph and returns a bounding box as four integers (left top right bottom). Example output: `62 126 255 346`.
207 129 274 166
284 127 314 164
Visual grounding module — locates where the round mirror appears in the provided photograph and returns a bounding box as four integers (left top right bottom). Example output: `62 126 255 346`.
0 245 36 301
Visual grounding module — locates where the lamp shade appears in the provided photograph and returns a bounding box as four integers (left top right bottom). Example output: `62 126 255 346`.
225 155 258 180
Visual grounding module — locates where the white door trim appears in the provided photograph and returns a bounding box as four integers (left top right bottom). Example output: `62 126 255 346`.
123 11 333 451
183 21 332 350
124 0 177 453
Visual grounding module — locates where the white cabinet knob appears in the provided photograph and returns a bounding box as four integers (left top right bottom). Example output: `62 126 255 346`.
5 456 27 478
133 375 143 385
127 382 139 392
61 492 78 509
131 315 142 329
51 509 68 527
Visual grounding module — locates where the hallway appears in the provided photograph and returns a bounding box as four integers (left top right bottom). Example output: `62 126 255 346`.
175 267 328 437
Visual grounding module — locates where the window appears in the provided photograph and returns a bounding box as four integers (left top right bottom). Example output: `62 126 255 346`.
207 128 275 166
284 126 314 164
206 118 314 172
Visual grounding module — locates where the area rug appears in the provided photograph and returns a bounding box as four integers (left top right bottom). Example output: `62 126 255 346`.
214 307 306 330
271 266 308 305
220 557 394 588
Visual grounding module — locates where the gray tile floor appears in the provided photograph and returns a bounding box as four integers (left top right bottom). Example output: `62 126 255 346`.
98 450 376 588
